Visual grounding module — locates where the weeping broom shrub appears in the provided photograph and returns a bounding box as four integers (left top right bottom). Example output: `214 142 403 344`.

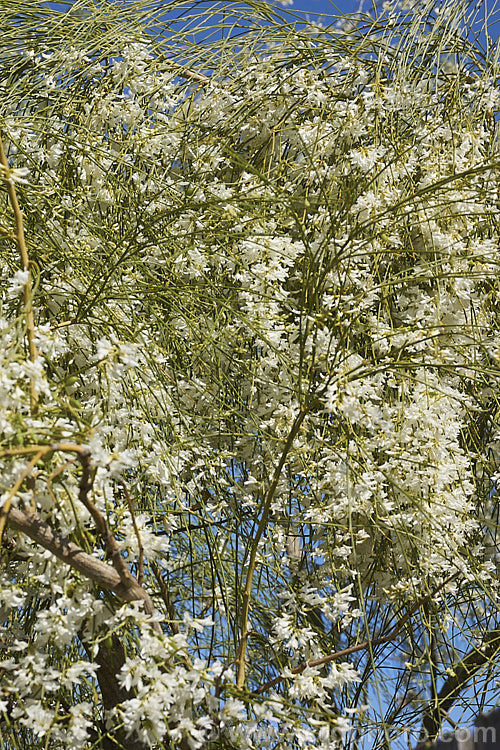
1 1 500 747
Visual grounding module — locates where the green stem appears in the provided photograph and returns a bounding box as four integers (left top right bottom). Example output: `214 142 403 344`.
236 406 307 689
0 133 38 412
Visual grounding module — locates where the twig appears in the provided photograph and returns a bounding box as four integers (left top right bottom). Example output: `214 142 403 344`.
70 450 161 634
159 57 213 86
0 223 15 239
256 575 458 695
49 318 77 330
439 708 458 729
151 560 180 636
0 133 38 412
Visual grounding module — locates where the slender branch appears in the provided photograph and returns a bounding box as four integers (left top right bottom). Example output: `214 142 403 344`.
0 223 15 239
74 455 157 622
151 559 181 636
0 133 38 412
236 407 308 689
71 448 163 635
1 442 91 459
256 575 457 695
159 57 213 86
426 602 440 741
50 318 77 330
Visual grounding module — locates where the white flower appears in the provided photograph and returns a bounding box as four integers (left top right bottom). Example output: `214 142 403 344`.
6 269 29 297
0 165 30 184
19 704 55 737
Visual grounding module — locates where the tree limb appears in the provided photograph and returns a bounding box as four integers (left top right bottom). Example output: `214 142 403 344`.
1 443 161 633
7 506 159 628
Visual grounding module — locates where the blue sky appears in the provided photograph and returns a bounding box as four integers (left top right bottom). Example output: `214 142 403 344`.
286 0 365 17
46 0 500 42
282 0 500 43
270 0 369 27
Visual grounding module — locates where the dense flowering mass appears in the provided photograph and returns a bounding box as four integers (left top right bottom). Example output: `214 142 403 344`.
0 0 499 748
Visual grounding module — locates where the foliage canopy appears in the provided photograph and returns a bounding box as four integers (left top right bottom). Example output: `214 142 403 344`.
1 1 500 748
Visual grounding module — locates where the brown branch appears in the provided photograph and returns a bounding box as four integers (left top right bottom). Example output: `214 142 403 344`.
78 629 153 750
49 445 160 631
73 456 160 631
7 506 147 599
2 443 161 633
256 575 458 695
